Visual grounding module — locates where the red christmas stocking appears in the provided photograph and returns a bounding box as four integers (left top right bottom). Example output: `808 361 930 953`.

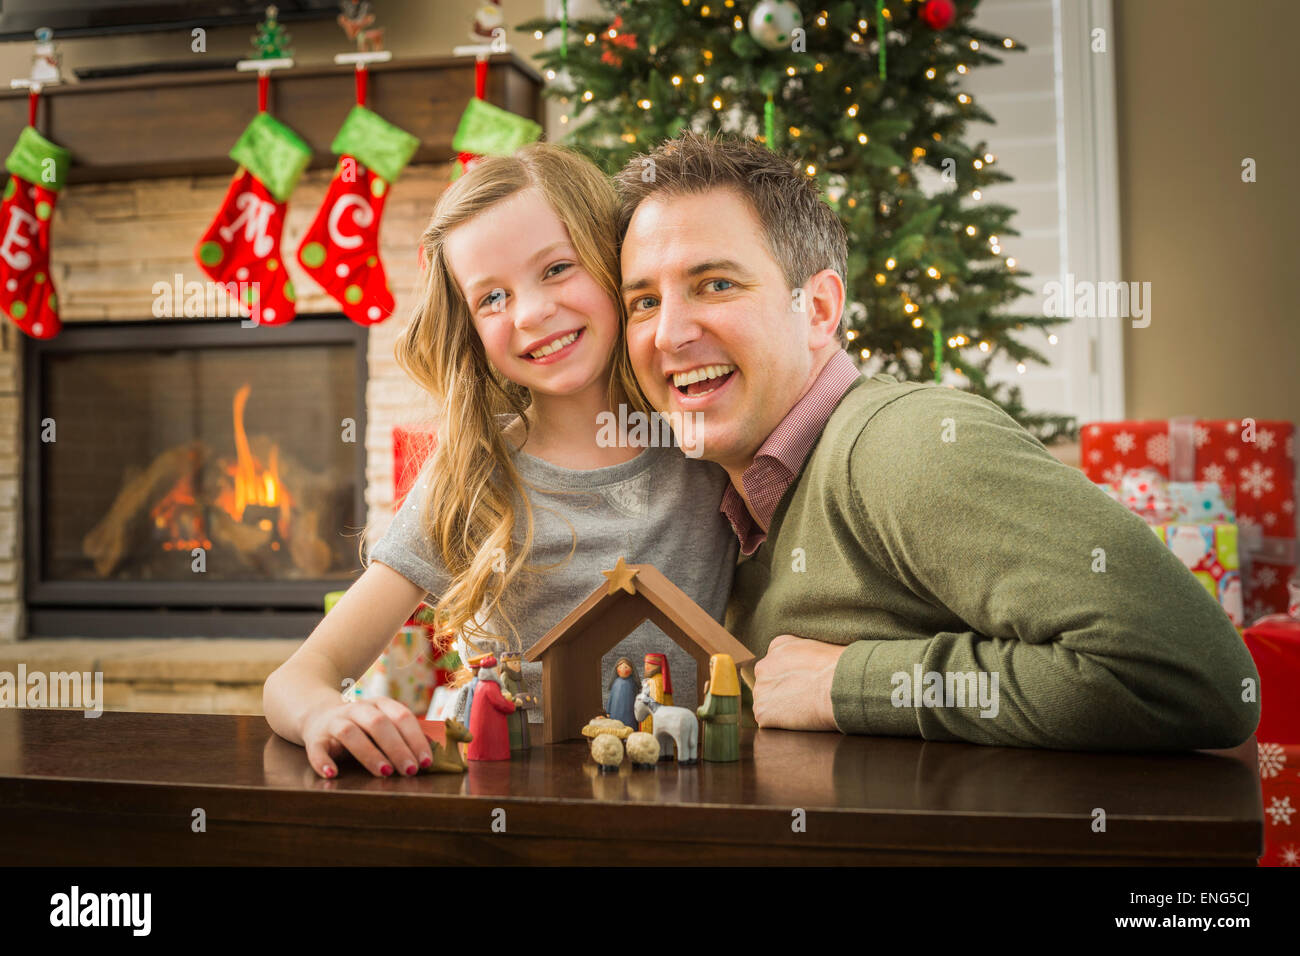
195 112 311 326
296 105 417 325
0 126 70 339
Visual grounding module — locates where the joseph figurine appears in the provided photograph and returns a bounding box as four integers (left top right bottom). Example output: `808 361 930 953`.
499 652 530 752
697 653 740 762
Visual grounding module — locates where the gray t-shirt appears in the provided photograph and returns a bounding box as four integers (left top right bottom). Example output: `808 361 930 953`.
367 423 739 721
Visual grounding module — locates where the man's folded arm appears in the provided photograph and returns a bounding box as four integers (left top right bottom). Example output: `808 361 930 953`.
832 390 1260 751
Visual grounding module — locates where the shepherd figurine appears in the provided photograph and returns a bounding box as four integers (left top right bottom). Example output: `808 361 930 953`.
697 653 741 762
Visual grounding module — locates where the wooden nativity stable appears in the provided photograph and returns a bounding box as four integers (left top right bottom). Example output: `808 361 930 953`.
524 558 756 744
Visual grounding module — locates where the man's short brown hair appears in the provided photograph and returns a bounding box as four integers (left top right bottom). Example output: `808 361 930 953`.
614 130 849 346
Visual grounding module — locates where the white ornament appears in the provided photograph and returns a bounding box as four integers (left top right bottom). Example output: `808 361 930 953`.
749 0 802 51
336 263 349 278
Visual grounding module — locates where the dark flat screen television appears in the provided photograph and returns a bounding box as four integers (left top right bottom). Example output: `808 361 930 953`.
0 1 341 42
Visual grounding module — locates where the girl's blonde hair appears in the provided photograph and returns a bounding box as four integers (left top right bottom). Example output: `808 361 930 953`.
361 143 652 656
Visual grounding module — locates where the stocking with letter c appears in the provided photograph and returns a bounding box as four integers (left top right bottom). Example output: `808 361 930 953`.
295 68 419 326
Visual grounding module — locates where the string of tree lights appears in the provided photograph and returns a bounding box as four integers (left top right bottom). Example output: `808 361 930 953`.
519 0 1076 444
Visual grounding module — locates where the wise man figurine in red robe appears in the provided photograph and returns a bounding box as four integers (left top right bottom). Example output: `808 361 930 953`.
466 655 516 761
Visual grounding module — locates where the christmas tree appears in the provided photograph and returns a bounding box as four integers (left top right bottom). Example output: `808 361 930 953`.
518 0 1076 444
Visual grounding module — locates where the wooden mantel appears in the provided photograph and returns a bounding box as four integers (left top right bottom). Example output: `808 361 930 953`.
0 53 542 185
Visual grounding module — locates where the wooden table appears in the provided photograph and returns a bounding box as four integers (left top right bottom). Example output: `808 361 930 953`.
0 709 1263 865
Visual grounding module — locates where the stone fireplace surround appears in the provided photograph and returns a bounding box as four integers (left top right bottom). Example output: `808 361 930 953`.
0 161 447 713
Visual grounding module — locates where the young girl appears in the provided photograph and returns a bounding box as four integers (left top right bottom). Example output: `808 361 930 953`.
263 143 739 779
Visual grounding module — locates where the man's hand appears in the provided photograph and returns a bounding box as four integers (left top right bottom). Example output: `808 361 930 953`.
751 634 845 732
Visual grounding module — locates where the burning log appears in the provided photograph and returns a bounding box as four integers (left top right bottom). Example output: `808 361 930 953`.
81 441 208 577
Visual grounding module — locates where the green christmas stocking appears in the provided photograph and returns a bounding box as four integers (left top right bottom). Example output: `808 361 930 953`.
450 97 542 181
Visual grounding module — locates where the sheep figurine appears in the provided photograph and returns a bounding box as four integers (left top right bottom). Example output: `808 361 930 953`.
625 731 660 769
589 733 624 773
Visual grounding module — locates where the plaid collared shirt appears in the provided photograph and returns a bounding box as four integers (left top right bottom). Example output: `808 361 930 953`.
720 349 863 556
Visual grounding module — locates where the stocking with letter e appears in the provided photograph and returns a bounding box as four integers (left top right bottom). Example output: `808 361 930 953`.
0 125 71 339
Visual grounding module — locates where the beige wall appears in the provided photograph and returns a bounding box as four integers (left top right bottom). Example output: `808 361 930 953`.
1115 0 1299 426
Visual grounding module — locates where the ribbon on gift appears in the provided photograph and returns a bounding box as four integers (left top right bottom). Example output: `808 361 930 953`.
1169 415 1198 483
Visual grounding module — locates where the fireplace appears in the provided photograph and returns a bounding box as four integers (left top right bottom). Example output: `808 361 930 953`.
22 315 368 637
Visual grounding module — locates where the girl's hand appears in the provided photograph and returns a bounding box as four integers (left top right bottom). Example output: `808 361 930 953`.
300 697 434 779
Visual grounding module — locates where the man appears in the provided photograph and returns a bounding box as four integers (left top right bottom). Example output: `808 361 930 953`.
613 131 1259 750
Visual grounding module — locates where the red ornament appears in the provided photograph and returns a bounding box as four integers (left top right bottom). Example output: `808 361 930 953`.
921 0 956 30
599 15 638 67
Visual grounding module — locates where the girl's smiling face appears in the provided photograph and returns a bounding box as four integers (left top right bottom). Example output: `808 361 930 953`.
444 187 619 400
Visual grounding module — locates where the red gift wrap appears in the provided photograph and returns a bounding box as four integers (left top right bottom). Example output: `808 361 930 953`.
392 424 438 513
1257 740 1300 866
1245 615 1300 744
1082 418 1298 622
1245 595 1300 866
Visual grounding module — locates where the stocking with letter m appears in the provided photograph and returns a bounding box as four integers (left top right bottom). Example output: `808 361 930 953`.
195 111 311 326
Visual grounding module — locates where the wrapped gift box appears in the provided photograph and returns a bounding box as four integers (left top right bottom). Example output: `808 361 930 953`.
1245 603 1300 867
325 589 450 716
1151 523 1244 627
354 624 438 714
1082 418 1298 622
1257 741 1300 866
393 424 438 511
1244 613 1300 744
1098 466 1236 525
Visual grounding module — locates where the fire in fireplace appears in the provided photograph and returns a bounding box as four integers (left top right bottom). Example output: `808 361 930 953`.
23 316 368 637
84 380 341 580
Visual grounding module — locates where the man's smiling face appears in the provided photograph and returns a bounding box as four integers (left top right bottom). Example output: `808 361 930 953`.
620 187 819 474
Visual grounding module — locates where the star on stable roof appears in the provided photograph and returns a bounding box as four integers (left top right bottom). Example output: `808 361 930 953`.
601 556 638 596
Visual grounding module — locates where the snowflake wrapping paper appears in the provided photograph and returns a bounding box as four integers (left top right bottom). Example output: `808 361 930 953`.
1257 741 1300 866
1082 418 1298 622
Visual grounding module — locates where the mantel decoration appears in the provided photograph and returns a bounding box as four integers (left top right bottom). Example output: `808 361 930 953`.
1 28 72 340
451 1 542 181
296 2 418 326
193 5 309 326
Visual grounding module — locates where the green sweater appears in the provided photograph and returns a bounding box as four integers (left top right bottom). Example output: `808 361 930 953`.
726 374 1261 751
